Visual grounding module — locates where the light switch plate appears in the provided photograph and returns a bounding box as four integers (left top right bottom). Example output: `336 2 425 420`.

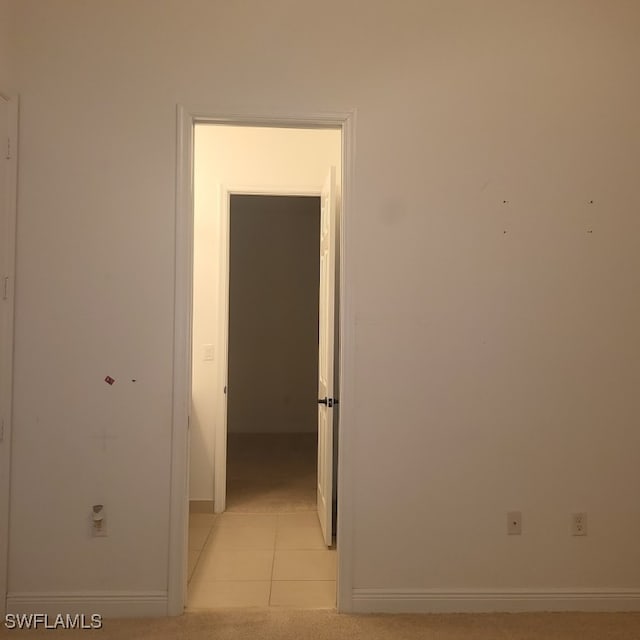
203 344 215 361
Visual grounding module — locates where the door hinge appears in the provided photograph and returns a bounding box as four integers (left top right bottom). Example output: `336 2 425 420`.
2 276 8 300
5 137 11 160
0 417 4 442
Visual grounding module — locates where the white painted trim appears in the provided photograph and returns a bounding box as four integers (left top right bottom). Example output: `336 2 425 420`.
225 186 322 197
335 109 356 614
0 94 19 620
171 106 356 615
181 107 351 131
351 588 640 613
6 591 167 618
167 105 193 616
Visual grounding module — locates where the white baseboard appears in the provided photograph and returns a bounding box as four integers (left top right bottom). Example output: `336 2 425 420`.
351 588 640 613
6 591 168 618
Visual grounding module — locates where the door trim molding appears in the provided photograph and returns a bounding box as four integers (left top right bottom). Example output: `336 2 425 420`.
170 106 357 614
1 94 19 620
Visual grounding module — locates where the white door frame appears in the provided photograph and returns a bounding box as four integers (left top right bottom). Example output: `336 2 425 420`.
214 185 324 516
0 94 19 619
169 106 357 615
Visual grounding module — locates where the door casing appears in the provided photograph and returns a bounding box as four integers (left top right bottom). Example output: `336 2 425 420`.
170 107 357 614
0 94 19 619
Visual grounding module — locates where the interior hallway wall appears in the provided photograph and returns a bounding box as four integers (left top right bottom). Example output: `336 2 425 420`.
191 126 341 502
227 195 320 436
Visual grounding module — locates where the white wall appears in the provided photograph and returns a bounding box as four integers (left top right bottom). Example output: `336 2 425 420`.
7 0 640 613
191 126 340 501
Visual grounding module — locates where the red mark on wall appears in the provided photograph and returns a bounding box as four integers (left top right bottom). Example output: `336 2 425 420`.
104 376 115 385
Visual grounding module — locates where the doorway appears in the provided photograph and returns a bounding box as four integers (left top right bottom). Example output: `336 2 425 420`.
225 194 320 513
185 124 341 608
170 109 355 615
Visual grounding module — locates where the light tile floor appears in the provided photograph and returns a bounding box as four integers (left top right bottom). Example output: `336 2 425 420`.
187 511 336 609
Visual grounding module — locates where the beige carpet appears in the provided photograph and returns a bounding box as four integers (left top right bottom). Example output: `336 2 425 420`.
2 610 640 639
226 433 316 512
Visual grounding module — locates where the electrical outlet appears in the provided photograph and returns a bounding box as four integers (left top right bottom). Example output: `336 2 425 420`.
91 504 107 537
571 512 587 536
507 511 522 535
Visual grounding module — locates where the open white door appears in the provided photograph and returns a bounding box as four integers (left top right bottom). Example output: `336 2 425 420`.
317 167 336 546
0 94 18 618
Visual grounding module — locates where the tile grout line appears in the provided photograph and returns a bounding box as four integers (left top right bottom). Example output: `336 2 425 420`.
186 516 218 609
187 516 217 586
268 515 280 606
